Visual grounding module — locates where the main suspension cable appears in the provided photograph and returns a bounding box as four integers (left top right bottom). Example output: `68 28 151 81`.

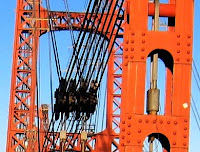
64 0 101 86
85 0 118 82
64 0 94 81
73 0 110 88
93 0 124 84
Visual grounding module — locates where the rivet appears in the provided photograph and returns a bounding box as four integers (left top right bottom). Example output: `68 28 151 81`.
137 140 141 143
183 142 187 146
131 48 134 51
160 120 163 124
176 58 180 61
127 132 131 135
122 121 125 124
177 42 180 46
173 131 176 135
138 129 141 133
184 135 187 138
139 119 142 123
184 119 188 122
145 119 149 123
127 140 130 143
174 121 177 125
121 143 124 146
125 55 128 59
122 128 125 132
122 136 125 139
141 56 145 59
142 40 146 43
128 116 132 119
125 63 128 66
131 56 134 59
177 34 180 38
128 124 131 127
126 40 129 44
184 127 188 130
153 120 156 124
141 48 145 52
142 32 146 36
131 40 135 43
125 48 128 51
131 32 135 35
187 50 190 54
187 35 191 38
177 50 180 53
187 43 191 46
187 58 190 62
167 121 170 124
173 142 176 145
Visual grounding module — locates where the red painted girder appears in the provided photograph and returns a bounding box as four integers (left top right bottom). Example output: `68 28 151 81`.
41 130 119 151
38 3 175 34
7 0 123 151
148 3 176 17
39 7 122 36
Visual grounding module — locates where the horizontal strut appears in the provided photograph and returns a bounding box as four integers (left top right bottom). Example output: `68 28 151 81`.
148 3 175 17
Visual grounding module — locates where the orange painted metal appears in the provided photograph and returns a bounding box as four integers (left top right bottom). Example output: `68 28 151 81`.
120 0 193 151
7 0 194 151
6 0 41 151
148 3 176 17
7 0 122 151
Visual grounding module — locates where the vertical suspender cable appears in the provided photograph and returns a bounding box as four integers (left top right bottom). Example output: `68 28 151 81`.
48 31 55 150
45 0 62 81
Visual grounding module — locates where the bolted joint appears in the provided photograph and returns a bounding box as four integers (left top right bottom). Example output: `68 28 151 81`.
146 89 160 114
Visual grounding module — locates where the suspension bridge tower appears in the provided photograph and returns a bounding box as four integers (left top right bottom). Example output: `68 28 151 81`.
120 0 193 151
6 0 193 152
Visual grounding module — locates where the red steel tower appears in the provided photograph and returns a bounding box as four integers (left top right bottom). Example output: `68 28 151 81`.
120 0 193 151
7 0 193 151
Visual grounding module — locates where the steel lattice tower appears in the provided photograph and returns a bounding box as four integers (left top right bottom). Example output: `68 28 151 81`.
7 0 193 151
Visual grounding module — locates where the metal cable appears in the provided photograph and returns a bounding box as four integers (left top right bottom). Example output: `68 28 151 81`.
41 0 64 149
64 0 101 86
73 0 110 88
64 0 95 81
192 96 200 126
47 26 56 151
42 0 95 150
86 0 119 82
191 100 200 131
43 0 124 150
63 0 76 45
45 0 62 81
94 1 124 85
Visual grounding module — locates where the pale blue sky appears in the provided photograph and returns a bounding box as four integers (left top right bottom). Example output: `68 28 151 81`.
0 0 200 151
